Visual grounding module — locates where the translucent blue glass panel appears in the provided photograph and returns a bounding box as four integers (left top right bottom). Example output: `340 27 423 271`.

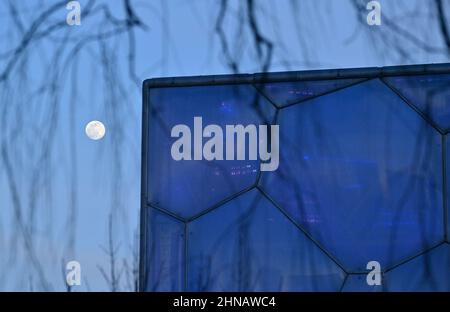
145 208 185 291
257 79 362 107
384 244 450 291
260 79 443 272
147 85 275 219
341 274 383 292
447 135 450 237
187 189 345 291
384 74 450 131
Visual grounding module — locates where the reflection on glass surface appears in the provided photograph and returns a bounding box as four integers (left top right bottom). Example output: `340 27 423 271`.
385 74 450 131
385 244 450 291
147 85 276 219
146 208 185 291
256 78 362 107
261 79 443 271
188 189 344 291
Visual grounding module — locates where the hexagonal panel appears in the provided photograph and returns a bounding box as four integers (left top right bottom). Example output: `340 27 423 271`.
147 85 275 219
384 74 450 131
187 189 345 291
385 244 450 291
144 208 185 291
256 78 363 107
260 79 443 272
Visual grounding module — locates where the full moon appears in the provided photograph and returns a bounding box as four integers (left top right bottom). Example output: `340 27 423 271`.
85 120 106 140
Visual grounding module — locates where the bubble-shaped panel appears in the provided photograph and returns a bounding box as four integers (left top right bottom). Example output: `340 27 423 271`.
261 79 443 272
385 244 450 291
385 74 450 131
144 208 185 291
187 189 345 291
147 85 275 219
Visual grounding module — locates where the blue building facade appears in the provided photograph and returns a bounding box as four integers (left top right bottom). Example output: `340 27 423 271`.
141 64 450 291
